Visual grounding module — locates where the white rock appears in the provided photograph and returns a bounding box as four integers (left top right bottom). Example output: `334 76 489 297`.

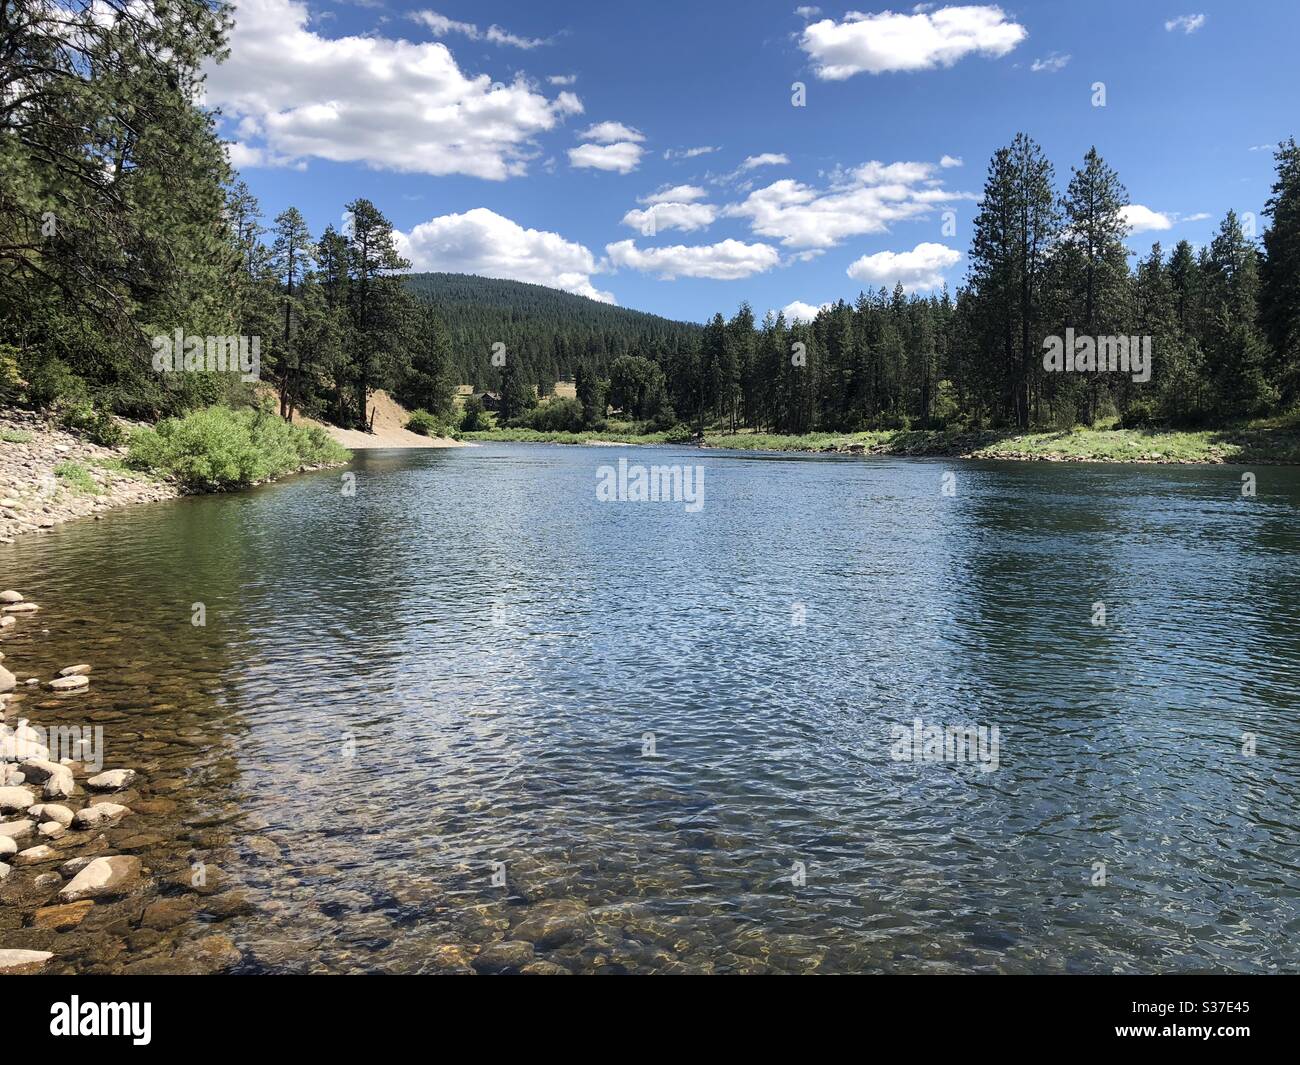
0 835 16 856
12 843 56 865
0 860 9 879
46 675 88 693
0 818 34 841
59 855 142 902
72 802 130 829
0 591 22 604
0 785 36 812
0 666 15 694
87 769 135 791
1 602 37 613
19 758 75 798
0 948 53 973
31 803 74 826
38 821 66 839
58 664 92 677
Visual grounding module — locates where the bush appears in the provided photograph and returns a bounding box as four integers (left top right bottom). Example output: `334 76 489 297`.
516 397 585 433
405 409 440 436
23 356 85 410
58 400 125 447
54 460 100 495
662 423 696 445
460 394 488 432
1119 400 1159 429
125 405 350 490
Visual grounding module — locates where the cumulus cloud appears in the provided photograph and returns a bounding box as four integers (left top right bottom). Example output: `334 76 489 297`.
794 5 822 18
1031 52 1070 73
569 141 645 173
799 4 1027 79
845 242 961 291
725 159 974 249
578 121 645 144
411 10 548 49
780 300 830 322
621 202 717 234
741 152 790 170
641 184 708 204
1165 14 1206 34
1121 205 1173 233
547 74 577 85
397 208 614 303
204 0 582 180
940 154 963 168
605 239 780 280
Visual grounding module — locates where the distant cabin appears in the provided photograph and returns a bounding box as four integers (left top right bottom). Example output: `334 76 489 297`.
476 391 502 411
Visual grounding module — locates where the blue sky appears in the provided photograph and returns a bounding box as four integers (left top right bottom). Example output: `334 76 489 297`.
207 1 1300 323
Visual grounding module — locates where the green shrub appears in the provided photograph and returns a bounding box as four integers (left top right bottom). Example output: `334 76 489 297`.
516 397 585 433
405 409 439 436
58 400 125 447
0 429 33 444
125 405 350 490
54 460 100 495
662 423 696 445
22 356 85 410
460 394 487 432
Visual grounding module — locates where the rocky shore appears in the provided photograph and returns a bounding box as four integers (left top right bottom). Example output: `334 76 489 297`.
0 409 176 544
0 588 242 975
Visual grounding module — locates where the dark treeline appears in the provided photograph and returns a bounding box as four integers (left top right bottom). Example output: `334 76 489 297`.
4 3 1299 439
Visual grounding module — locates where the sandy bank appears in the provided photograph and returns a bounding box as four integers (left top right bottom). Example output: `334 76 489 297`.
292 390 462 450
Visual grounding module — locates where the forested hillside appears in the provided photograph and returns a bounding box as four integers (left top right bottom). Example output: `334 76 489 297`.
402 273 701 389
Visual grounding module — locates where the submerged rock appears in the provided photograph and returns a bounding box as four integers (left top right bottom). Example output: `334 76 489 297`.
59 855 143 902
46 675 89 693
0 590 23 604
471 940 535 973
13 843 57 865
0 666 15 694
72 802 130 829
34 900 94 931
0 818 34 842
58 665 92 677
86 769 135 791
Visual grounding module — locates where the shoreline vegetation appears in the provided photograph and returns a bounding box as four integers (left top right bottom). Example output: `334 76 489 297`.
464 417 1300 465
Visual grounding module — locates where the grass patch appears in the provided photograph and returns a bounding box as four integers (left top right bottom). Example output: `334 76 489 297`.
125 405 351 490
0 429 33 443
54 460 101 495
463 426 675 445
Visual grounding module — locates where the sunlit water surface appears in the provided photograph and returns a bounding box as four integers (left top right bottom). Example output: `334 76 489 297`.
2 443 1297 973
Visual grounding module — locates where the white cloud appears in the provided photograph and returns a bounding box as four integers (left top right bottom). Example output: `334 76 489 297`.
1165 14 1206 34
226 141 304 170
741 152 790 170
205 0 582 180
780 300 829 322
578 121 645 144
800 5 1027 79
621 202 717 234
569 141 645 173
641 184 708 204
398 208 614 303
794 6 822 18
605 239 780 280
940 154 963 168
1031 52 1070 73
547 74 577 86
1121 205 1173 233
664 145 719 159
846 242 961 291
411 10 548 49
725 160 974 249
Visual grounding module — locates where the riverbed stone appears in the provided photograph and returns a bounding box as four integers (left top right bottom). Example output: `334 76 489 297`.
0 785 36 812
58 665 92 677
30 803 74 827
1 602 38 613
18 758 75 798
46 675 88 693
0 835 16 856
87 769 135 791
0 860 10 880
0 948 53 973
139 896 199 931
72 802 130 829
38 821 66 840
472 939 535 973
423 943 477 974
0 666 15 694
34 900 94 931
59 855 142 901
0 591 22 604
512 899 594 949
13 844 57 865
0 818 34 842
520 960 572 975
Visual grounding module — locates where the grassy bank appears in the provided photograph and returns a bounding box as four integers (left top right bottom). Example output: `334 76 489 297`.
465 420 1300 465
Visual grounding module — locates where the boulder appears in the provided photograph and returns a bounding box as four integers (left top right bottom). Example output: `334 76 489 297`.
0 785 36 813
59 855 143 902
38 821 66 840
72 802 130 829
87 769 136 791
19 759 75 799
34 900 94 931
0 590 22 604
30 803 73 827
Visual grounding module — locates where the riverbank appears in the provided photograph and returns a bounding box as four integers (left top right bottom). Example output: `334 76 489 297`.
0 410 178 545
464 422 1300 464
289 389 463 451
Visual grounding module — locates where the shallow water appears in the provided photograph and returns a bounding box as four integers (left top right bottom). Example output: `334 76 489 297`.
2 443 1298 973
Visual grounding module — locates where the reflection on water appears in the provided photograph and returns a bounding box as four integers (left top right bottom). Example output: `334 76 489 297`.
1 443 1297 973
